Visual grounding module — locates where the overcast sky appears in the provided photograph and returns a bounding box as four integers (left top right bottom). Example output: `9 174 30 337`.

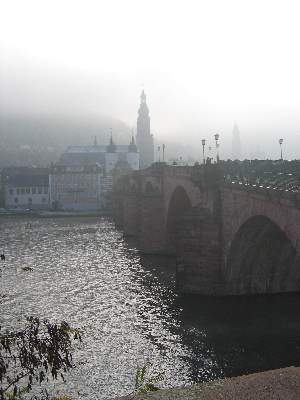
1 0 300 158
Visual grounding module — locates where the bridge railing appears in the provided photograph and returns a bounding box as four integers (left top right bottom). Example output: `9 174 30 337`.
224 173 300 193
113 160 300 197
221 160 300 193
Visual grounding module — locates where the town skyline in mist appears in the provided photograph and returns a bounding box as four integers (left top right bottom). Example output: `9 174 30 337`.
1 0 300 160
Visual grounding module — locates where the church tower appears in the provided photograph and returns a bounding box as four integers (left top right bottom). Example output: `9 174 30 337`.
232 123 242 160
136 90 154 169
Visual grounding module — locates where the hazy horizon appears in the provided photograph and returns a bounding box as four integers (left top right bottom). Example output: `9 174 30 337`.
1 0 300 160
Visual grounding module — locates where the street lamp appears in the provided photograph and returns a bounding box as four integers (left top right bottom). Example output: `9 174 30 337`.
162 144 166 162
279 138 283 160
201 139 206 164
214 133 220 162
208 146 212 162
158 145 161 162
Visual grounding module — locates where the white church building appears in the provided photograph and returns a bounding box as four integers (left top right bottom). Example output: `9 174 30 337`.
49 136 139 210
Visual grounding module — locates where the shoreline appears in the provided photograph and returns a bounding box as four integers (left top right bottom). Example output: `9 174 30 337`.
116 367 300 399
0 210 112 218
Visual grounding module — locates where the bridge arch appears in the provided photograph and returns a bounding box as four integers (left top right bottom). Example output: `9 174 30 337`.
226 215 300 294
166 186 192 253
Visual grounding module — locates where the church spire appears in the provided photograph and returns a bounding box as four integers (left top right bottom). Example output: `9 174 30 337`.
140 89 146 103
106 129 116 153
137 90 149 120
136 90 154 169
128 133 138 153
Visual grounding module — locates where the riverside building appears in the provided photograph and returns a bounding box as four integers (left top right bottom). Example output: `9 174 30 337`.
49 136 139 210
3 167 50 210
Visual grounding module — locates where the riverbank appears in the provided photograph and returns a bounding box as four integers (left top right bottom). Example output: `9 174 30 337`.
0 210 112 218
117 367 300 399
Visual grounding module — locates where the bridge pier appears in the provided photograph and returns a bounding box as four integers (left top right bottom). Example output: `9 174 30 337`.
139 194 166 254
115 191 167 254
122 194 140 236
175 207 224 295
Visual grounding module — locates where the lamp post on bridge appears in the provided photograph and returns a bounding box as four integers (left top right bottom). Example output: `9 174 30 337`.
208 146 212 163
162 144 165 162
214 133 220 162
201 139 206 164
279 138 283 160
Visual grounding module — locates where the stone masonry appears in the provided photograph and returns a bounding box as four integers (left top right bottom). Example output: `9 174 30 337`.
113 163 300 295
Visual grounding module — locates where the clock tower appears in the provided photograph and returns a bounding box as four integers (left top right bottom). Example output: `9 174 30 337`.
136 90 154 169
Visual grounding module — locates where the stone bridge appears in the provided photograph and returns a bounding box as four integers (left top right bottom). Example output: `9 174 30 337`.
113 162 300 295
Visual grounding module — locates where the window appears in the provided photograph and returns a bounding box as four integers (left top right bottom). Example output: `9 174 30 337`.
38 187 42 194
26 188 30 194
32 188 36 194
9 189 13 195
14 197 18 204
44 187 48 194
42 198 46 203
21 188 25 194
28 198 32 203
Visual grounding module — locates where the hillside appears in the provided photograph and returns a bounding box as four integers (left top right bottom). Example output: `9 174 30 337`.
0 112 131 167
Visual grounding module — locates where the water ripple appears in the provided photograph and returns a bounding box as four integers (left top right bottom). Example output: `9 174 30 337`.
2 216 299 399
0 217 210 399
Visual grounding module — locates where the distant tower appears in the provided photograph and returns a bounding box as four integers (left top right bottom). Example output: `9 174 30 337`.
128 135 138 153
232 123 242 160
136 90 154 169
106 130 116 153
105 131 117 172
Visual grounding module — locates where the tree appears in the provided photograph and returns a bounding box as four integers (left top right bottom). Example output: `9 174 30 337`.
0 317 81 400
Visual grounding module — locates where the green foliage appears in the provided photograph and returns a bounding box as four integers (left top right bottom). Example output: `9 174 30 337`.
134 363 163 395
0 317 81 400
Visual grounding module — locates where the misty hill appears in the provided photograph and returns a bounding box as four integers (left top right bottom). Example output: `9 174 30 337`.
0 113 131 167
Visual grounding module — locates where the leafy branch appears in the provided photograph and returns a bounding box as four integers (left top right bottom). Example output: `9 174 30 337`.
0 317 81 400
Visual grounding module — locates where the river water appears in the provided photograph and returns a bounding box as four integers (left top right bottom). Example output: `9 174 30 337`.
1 216 300 399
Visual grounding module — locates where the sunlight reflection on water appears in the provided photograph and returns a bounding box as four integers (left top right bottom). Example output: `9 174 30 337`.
3 216 300 399
0 217 218 399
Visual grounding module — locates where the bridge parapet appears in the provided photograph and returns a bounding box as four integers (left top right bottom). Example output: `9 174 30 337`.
220 159 300 176
225 181 300 208
225 175 300 193
114 160 300 195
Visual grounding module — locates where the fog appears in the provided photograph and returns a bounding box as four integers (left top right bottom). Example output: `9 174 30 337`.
1 0 300 160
